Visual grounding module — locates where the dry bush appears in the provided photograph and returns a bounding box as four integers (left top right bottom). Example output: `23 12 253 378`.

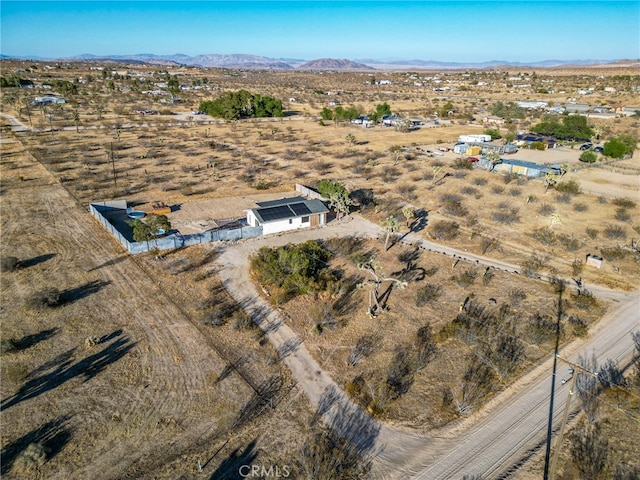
492 207 520 224
614 208 631 222
440 194 468 217
538 203 555 216
429 220 460 240
530 227 556 246
556 193 572 204
599 246 629 261
603 224 626 240
555 179 582 194
472 177 488 186
451 268 478 288
460 186 479 196
1 256 20 272
491 185 505 194
25 288 62 310
573 202 588 212
502 172 519 184
521 254 548 278
556 233 581 252
415 283 442 306
508 187 521 197
611 197 636 209
586 227 599 240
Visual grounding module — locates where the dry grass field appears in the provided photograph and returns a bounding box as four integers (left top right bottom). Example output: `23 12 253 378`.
1 60 639 478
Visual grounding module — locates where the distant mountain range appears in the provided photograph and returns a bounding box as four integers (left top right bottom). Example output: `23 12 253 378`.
2 53 637 70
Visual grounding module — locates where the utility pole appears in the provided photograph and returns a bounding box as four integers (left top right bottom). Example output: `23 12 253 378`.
110 142 117 188
549 354 599 480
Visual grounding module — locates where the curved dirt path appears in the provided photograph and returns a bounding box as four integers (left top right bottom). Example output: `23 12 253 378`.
216 215 639 479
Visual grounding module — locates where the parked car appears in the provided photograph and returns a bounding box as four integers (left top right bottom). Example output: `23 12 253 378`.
465 156 479 162
579 143 593 150
594 146 604 153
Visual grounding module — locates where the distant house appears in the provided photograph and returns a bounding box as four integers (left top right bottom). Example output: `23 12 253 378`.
622 106 640 116
246 196 329 235
477 158 559 178
482 115 506 125
516 133 557 149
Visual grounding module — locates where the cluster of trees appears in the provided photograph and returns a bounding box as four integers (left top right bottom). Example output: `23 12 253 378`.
319 102 393 124
0 74 33 88
531 115 594 141
199 90 283 120
320 105 360 122
490 101 526 120
250 240 336 303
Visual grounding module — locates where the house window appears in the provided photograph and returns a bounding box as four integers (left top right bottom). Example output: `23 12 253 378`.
301 216 309 223
289 219 293 224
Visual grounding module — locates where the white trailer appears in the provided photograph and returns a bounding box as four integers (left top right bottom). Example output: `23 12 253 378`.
458 134 492 143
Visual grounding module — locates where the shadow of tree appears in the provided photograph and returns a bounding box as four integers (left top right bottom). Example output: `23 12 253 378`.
208 439 258 480
60 280 111 304
89 256 127 271
14 328 59 351
1 332 135 411
19 253 56 269
0 415 73 475
233 376 284 430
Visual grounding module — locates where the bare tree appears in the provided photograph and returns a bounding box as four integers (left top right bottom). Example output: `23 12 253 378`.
569 420 609 480
576 353 601 423
357 257 407 317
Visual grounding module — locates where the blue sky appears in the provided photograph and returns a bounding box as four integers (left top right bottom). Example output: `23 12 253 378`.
1 1 638 62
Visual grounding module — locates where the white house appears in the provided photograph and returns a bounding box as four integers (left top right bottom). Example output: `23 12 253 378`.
246 197 329 235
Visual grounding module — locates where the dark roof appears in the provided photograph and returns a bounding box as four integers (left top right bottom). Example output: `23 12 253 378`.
256 196 307 208
250 197 329 224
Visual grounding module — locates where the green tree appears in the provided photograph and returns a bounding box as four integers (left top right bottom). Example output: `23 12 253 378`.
484 128 502 140
603 138 629 158
579 150 597 163
320 107 333 120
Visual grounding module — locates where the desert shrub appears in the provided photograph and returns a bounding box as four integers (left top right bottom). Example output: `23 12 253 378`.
453 158 474 169
526 194 538 204
430 220 459 240
460 186 479 196
530 227 556 246
472 177 488 186
612 197 636 209
538 203 555 216
585 227 599 239
556 193 572 204
1 256 20 272
323 236 365 257
555 179 581 195
397 183 417 198
556 233 581 252
466 215 479 227
502 172 519 184
597 196 608 204
508 187 521 197
230 310 254 331
381 166 401 183
415 283 442 306
572 290 597 310
568 315 589 337
603 224 626 240
26 288 62 309
451 268 478 288
492 207 520 224
521 254 548 278
579 150 597 163
13 442 48 473
614 208 631 222
491 185 505 194
572 259 584 276
440 194 468 217
347 334 380 366
509 288 527 307
1 338 19 354
387 344 415 398
526 312 558 345
599 246 629 261
573 202 588 212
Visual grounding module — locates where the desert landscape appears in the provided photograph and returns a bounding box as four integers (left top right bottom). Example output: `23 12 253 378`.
1 59 639 479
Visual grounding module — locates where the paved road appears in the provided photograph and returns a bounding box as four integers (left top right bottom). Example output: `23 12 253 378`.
215 215 639 479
